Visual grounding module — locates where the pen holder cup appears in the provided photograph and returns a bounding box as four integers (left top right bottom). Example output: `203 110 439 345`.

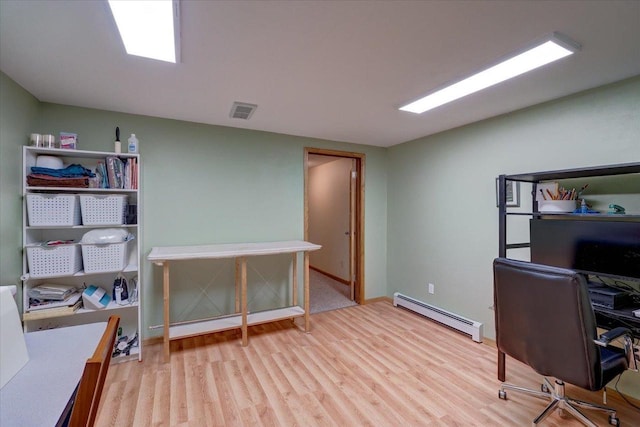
539 200 576 213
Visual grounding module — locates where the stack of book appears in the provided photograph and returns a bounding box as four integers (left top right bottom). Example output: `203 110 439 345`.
23 284 82 321
95 157 138 189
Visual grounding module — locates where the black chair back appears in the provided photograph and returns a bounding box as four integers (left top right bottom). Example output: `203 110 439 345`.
493 258 602 390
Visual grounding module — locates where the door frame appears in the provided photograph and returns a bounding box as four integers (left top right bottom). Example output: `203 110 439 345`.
304 147 365 304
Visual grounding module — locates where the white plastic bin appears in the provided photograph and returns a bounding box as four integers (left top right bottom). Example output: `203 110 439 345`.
26 243 82 277
81 240 130 273
26 194 81 226
79 194 127 225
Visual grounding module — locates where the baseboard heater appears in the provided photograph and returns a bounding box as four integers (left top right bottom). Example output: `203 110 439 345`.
393 292 483 343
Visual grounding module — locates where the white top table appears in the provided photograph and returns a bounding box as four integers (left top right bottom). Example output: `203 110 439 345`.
0 322 107 427
148 240 321 361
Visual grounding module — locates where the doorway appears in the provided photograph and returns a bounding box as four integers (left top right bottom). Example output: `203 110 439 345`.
304 148 365 308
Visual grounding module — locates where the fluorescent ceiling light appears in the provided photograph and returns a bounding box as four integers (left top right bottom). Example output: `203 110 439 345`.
108 0 179 63
399 32 580 114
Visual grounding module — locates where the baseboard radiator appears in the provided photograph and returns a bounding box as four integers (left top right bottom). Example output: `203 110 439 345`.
393 292 483 343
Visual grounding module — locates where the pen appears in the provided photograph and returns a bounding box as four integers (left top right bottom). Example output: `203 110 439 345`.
546 189 555 200
539 189 547 200
577 183 589 198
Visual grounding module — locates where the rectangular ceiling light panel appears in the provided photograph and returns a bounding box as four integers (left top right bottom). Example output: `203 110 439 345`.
400 32 580 114
108 0 179 63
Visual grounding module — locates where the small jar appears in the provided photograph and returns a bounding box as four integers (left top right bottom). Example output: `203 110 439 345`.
42 134 56 148
29 133 43 147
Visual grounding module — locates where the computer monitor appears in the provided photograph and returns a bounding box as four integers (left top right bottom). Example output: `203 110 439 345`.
529 219 640 281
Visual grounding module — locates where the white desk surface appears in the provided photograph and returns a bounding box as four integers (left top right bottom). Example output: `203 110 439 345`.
147 240 321 262
0 322 106 427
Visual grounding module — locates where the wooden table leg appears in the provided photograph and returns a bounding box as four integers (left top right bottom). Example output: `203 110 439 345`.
235 258 241 313
240 257 248 346
498 350 506 381
292 252 298 307
163 262 171 363
304 252 310 332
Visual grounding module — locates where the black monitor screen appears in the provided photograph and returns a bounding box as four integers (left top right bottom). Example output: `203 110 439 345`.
530 219 640 281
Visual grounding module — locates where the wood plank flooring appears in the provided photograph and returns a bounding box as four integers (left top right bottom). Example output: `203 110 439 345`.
96 301 640 426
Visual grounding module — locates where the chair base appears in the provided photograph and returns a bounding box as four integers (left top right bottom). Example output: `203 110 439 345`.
499 377 620 427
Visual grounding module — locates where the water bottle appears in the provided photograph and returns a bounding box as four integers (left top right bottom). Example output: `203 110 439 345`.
580 199 587 214
127 133 139 153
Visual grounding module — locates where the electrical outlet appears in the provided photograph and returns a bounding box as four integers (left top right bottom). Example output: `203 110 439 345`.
428 283 435 294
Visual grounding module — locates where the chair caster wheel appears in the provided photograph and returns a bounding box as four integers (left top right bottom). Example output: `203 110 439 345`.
498 390 507 400
608 415 619 426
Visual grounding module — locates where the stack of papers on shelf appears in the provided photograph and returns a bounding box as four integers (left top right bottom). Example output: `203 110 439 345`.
24 292 82 320
28 291 81 310
23 299 82 320
25 284 82 321
28 283 77 301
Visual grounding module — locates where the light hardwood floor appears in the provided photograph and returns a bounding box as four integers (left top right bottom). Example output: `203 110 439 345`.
97 301 639 426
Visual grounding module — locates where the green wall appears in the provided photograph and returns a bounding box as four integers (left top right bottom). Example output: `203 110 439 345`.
0 72 39 288
387 76 639 337
5 95 388 336
387 76 640 395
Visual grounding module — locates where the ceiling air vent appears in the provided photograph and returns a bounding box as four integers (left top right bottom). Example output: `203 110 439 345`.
230 102 257 120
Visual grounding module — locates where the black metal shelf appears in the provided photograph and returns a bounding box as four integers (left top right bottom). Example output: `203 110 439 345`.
498 162 640 259
496 162 640 382
505 243 530 250
505 212 640 220
504 162 640 183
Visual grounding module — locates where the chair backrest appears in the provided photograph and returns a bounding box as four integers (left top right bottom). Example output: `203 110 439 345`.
493 258 602 390
68 315 120 427
0 286 29 389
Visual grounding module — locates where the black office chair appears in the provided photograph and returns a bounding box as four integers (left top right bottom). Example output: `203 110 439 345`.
493 258 637 426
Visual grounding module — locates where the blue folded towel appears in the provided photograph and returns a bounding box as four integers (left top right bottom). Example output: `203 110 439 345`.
31 164 96 178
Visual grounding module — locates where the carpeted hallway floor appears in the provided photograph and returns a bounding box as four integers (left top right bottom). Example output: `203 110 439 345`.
309 269 357 314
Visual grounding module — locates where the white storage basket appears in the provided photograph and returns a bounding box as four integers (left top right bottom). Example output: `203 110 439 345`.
80 194 127 225
81 240 130 273
26 243 82 277
26 194 81 226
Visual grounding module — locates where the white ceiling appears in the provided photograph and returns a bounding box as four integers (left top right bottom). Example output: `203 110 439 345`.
1 1 639 147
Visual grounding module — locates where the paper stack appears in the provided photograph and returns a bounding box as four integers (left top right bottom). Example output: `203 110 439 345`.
24 284 82 320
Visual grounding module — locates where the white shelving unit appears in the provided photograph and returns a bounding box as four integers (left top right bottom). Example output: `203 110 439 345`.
21 146 142 362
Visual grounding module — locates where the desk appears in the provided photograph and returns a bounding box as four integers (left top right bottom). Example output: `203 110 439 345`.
497 302 640 381
0 322 106 427
148 240 321 362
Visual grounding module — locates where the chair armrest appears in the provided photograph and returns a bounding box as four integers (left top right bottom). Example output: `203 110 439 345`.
595 327 631 347
595 327 638 372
